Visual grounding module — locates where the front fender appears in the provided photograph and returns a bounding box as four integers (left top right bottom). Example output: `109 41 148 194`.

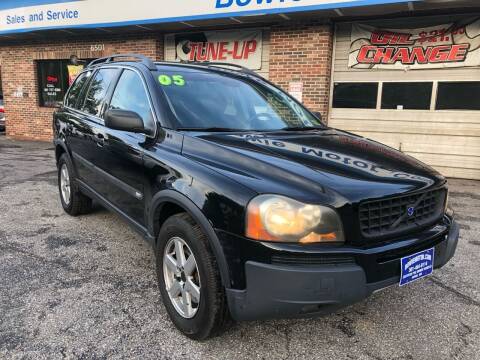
149 190 232 288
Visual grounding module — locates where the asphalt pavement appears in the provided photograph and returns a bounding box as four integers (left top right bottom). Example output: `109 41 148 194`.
0 136 479 360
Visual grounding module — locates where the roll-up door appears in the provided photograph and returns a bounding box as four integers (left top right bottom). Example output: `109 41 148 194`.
330 15 480 180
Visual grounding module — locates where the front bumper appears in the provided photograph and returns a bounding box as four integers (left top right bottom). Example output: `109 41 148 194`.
224 217 459 321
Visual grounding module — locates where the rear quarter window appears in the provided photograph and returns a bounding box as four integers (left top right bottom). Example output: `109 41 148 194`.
82 68 118 117
65 71 91 109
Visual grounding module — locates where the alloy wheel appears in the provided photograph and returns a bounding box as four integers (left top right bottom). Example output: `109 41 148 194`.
163 236 201 318
60 164 71 205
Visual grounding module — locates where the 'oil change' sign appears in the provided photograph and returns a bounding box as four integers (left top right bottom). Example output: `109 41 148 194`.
349 18 480 70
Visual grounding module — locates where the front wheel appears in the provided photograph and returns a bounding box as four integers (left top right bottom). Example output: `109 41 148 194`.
156 213 231 340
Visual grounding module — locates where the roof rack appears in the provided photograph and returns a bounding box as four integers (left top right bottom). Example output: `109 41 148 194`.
88 54 157 71
178 61 259 76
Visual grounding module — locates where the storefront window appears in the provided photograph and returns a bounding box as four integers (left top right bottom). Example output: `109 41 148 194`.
37 60 87 107
436 82 480 110
332 83 378 109
381 82 433 110
37 60 68 107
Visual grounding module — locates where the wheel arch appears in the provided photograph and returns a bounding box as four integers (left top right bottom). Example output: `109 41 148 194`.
150 190 231 288
54 139 72 165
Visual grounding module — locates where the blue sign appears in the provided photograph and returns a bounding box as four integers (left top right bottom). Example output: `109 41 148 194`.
0 0 420 36
400 248 434 286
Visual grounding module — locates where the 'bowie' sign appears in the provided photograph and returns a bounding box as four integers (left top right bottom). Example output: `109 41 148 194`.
349 18 480 70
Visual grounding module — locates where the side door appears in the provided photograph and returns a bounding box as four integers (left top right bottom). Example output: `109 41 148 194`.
69 67 121 194
99 68 158 226
61 69 92 174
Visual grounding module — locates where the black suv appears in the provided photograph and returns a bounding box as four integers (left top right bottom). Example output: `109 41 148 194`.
54 54 459 340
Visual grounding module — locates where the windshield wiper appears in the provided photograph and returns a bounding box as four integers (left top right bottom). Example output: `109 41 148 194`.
280 126 326 131
176 127 248 132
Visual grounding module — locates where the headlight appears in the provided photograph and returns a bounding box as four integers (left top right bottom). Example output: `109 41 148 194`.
444 189 454 217
246 195 344 244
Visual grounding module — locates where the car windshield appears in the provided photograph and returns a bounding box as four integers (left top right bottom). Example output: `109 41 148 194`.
155 69 323 131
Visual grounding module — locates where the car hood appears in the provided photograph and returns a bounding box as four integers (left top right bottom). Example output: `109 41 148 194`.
181 129 445 205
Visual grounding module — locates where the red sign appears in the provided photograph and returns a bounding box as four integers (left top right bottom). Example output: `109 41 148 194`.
174 30 263 70
46 75 58 83
186 40 257 62
349 19 480 70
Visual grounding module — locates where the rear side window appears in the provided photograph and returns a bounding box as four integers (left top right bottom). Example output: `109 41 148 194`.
82 68 118 117
65 71 91 108
108 69 154 130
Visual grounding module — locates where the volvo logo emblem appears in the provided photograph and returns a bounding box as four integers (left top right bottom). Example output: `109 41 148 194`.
407 206 415 217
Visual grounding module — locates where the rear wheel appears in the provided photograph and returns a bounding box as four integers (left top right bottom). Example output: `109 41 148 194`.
57 154 92 216
156 213 231 340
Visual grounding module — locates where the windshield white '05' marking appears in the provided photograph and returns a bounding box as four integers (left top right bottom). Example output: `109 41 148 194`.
233 134 433 183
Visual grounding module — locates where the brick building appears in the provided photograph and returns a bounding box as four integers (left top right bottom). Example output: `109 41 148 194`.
0 0 479 179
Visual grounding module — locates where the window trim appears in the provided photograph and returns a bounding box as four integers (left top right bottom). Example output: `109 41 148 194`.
62 65 159 138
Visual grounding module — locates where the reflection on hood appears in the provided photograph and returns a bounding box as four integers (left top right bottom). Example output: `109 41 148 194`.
233 133 434 184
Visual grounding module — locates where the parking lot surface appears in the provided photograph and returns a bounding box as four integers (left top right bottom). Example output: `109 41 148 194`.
0 137 479 360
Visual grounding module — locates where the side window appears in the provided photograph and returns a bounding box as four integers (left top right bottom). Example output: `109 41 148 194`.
65 71 91 108
108 69 154 130
82 68 117 117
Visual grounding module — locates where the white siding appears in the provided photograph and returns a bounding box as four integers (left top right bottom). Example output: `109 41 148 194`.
164 29 270 79
330 16 480 180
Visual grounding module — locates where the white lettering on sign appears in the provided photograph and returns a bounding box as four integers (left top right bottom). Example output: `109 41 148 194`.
0 1 413 35
13 86 24 98
90 44 105 52
288 82 303 102
215 0 301 9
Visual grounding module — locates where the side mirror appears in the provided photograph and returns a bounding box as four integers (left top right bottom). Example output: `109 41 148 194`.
312 111 327 125
312 111 322 121
104 109 145 133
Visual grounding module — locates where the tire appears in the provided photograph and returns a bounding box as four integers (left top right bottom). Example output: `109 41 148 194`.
57 153 92 216
156 213 231 340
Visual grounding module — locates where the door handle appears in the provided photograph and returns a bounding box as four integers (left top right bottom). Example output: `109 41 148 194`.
95 133 105 147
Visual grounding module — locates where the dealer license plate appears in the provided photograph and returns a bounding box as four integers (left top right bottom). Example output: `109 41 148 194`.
399 248 434 286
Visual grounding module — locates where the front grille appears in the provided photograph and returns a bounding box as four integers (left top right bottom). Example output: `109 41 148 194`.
271 254 355 266
359 188 446 239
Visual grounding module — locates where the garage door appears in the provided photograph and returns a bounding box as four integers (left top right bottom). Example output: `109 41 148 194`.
330 16 480 180
164 29 270 78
